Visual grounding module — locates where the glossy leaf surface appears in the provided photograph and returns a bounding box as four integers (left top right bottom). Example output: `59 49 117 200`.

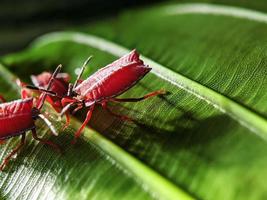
1 3 267 200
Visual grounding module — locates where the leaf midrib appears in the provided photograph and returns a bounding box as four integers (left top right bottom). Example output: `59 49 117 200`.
0 63 195 200
165 3 267 24
31 31 267 141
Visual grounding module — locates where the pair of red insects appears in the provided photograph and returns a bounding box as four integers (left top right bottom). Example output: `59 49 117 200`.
0 50 165 170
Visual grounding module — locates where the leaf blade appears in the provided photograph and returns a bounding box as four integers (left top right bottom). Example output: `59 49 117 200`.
0 63 195 200
2 3 267 200
31 31 267 140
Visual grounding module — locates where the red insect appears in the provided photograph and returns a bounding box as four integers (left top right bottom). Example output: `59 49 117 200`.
0 65 62 171
61 50 165 143
18 71 71 128
30 71 70 112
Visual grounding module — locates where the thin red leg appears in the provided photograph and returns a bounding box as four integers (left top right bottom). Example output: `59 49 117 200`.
45 100 71 131
72 104 95 144
0 95 6 103
63 103 83 130
51 102 70 130
0 133 26 171
62 112 70 131
32 129 61 154
104 90 166 122
72 104 83 115
111 89 166 103
61 97 76 108
101 102 133 122
51 101 62 113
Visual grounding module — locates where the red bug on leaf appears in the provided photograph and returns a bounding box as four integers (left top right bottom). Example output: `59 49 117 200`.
0 65 62 171
17 71 71 129
61 50 166 144
30 71 70 113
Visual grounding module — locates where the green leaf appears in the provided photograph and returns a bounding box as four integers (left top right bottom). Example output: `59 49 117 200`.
1 3 267 200
0 65 179 200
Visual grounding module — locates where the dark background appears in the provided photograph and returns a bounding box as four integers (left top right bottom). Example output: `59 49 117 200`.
1 0 267 55
0 0 162 55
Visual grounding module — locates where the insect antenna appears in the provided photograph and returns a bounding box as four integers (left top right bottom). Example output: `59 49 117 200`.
73 56 93 90
26 85 57 96
37 64 62 110
38 114 58 136
67 83 73 96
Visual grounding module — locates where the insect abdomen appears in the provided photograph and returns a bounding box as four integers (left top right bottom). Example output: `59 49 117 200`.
89 64 151 100
0 98 34 139
74 50 151 101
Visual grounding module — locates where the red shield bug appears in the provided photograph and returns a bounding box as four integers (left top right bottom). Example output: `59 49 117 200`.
61 50 166 144
0 65 62 171
30 71 70 113
18 71 71 129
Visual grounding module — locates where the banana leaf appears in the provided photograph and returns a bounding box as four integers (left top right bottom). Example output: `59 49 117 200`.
1 2 267 200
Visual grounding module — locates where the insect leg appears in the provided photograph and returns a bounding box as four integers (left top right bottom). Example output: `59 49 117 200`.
0 133 26 171
36 64 62 110
26 85 57 96
31 129 61 154
72 104 95 144
60 102 75 117
62 102 83 130
101 102 133 122
71 104 83 115
46 101 70 130
111 90 166 103
62 112 70 131
38 114 58 136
